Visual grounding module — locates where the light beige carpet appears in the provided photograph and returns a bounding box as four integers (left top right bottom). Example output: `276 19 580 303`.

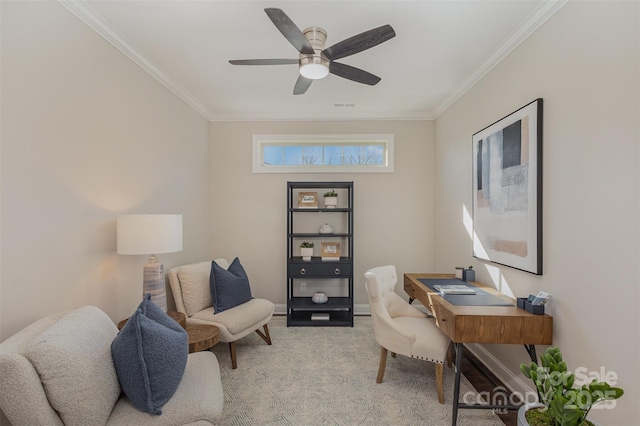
210 315 505 426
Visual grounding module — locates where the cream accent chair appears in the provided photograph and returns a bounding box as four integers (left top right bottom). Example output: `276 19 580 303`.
364 265 451 403
168 259 274 369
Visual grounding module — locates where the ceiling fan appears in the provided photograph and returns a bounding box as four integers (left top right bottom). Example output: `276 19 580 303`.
229 8 396 95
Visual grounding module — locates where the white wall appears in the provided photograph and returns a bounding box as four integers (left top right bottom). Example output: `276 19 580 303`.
208 120 435 309
434 1 639 423
0 1 211 339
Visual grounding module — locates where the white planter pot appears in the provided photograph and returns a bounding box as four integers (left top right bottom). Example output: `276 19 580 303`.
300 247 313 261
324 196 338 208
517 403 600 426
517 403 543 426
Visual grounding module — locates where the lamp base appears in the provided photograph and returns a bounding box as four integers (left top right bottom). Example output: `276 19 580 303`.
143 255 167 312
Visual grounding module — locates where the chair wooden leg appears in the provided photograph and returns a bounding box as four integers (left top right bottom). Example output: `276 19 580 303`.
436 362 444 404
229 342 237 370
376 347 388 383
255 324 272 345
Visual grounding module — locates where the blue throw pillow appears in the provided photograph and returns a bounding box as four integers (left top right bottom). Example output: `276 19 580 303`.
111 294 188 415
210 257 253 313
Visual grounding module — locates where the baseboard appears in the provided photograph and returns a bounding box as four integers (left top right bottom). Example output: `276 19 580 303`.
465 343 535 398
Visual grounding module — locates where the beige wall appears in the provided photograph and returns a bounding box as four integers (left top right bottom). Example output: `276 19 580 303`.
208 120 435 308
0 0 211 343
434 1 639 423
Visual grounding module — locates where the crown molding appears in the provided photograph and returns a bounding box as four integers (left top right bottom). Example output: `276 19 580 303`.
57 0 214 121
431 0 568 119
209 111 434 122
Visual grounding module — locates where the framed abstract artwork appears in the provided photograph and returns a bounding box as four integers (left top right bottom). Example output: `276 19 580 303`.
472 98 543 275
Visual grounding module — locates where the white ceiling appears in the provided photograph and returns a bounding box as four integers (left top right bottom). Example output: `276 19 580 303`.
60 1 566 121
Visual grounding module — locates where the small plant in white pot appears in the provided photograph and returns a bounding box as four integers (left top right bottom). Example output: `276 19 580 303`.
323 190 338 209
299 241 314 261
518 346 623 426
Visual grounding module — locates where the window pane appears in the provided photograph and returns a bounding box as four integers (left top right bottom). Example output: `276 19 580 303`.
263 145 283 166
283 146 302 165
301 145 322 165
253 134 394 173
366 144 385 165
324 145 341 165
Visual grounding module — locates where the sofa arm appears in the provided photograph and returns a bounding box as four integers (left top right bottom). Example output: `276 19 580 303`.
107 352 223 425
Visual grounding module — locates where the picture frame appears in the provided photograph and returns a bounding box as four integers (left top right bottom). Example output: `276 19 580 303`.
320 242 341 258
297 191 318 208
472 98 543 275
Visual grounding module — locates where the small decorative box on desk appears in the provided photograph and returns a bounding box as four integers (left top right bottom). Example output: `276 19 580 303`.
517 298 545 315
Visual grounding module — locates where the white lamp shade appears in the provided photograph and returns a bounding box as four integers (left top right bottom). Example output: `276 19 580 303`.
117 214 183 255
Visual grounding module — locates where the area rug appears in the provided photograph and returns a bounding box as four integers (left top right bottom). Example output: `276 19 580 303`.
210 315 505 426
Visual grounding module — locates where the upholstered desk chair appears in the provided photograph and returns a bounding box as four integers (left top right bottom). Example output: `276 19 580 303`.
364 265 451 403
168 259 273 369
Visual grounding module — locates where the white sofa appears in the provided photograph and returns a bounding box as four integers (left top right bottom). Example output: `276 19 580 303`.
0 305 223 426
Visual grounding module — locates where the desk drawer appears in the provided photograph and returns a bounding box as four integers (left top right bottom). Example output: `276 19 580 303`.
289 262 352 278
431 302 456 340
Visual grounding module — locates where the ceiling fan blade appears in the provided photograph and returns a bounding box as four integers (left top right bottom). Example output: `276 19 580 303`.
264 8 314 55
322 24 395 61
293 75 313 95
229 59 298 66
329 62 381 86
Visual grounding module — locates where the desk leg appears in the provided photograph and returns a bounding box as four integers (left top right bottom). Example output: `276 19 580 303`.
451 342 463 426
524 344 538 363
524 344 541 401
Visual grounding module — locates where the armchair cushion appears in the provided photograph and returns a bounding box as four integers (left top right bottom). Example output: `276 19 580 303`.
23 306 120 426
107 352 223 426
191 298 274 336
209 257 253 313
111 295 188 415
177 261 213 317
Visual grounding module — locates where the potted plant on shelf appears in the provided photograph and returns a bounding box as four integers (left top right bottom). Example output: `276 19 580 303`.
323 190 338 209
299 241 314 261
518 347 623 426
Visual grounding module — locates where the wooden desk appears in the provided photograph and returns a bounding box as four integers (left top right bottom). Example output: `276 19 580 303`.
404 273 553 425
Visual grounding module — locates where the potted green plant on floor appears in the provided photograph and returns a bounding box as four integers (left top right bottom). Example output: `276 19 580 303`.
323 190 338 209
518 347 623 426
300 241 314 261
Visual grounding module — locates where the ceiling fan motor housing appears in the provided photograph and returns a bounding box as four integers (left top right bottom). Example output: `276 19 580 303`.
299 27 330 79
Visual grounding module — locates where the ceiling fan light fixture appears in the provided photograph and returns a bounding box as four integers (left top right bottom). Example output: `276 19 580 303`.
300 62 329 79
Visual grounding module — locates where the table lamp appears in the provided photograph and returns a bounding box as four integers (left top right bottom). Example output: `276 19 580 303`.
117 214 183 311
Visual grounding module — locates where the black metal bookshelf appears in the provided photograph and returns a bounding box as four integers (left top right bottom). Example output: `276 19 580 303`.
286 181 354 326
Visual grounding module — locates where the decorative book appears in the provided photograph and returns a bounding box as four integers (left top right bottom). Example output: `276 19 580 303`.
311 313 330 321
433 284 477 295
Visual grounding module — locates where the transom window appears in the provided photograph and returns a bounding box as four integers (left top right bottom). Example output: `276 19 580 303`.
252 134 394 173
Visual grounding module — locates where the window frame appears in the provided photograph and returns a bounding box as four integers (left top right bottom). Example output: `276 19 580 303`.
252 134 394 173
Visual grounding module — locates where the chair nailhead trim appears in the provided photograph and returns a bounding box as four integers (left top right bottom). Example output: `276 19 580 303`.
411 355 443 364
